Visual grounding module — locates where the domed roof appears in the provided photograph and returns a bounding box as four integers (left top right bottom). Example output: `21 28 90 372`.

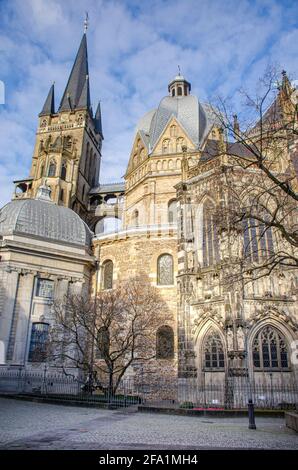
0 186 92 247
135 77 220 152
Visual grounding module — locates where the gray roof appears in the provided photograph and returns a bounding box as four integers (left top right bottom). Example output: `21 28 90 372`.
135 95 218 152
39 84 55 116
0 196 92 247
59 33 91 112
90 183 125 195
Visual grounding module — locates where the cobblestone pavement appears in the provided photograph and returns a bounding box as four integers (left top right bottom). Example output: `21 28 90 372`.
0 398 297 450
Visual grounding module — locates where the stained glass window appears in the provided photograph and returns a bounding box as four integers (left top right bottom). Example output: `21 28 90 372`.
156 326 174 359
28 323 49 362
252 326 289 369
243 218 274 263
102 260 113 290
157 254 174 285
204 331 225 369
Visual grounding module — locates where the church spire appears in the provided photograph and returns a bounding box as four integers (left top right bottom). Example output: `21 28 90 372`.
39 83 55 116
94 101 103 137
58 33 90 112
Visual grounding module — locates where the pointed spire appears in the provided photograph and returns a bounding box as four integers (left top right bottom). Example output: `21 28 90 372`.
94 101 103 137
59 34 90 112
77 74 91 109
39 83 55 116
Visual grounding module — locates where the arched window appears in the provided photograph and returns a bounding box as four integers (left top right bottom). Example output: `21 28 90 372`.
162 139 170 154
48 161 56 177
172 89 175 97
177 86 182 96
252 326 289 369
243 218 274 263
156 326 174 359
61 162 67 180
168 199 177 224
95 327 110 359
202 201 220 267
28 322 49 362
204 330 225 369
102 260 113 290
157 254 174 285
95 217 121 235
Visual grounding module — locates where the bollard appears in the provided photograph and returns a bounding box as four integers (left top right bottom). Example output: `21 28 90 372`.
248 399 256 429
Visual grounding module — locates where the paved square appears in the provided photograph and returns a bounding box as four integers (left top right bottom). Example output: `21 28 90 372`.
0 398 297 450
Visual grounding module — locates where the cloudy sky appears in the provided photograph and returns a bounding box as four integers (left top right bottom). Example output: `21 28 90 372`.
0 0 297 206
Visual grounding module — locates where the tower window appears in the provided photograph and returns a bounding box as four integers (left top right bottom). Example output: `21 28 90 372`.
61 163 67 181
177 86 182 96
172 89 175 97
48 161 56 177
157 254 174 285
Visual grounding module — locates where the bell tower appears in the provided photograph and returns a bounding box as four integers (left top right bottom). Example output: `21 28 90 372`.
13 28 103 221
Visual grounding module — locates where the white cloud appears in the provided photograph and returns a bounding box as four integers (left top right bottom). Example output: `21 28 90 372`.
0 0 297 206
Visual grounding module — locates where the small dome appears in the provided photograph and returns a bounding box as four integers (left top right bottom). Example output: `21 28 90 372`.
0 191 92 247
134 75 220 153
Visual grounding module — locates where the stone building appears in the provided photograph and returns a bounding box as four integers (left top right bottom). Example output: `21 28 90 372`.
0 31 297 399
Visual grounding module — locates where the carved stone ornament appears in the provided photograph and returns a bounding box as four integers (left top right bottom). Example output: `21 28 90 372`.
248 305 298 332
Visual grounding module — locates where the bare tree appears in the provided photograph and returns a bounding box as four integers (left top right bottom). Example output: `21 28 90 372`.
50 275 171 397
208 67 298 280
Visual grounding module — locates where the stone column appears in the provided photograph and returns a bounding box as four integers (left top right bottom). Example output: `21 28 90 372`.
0 268 19 363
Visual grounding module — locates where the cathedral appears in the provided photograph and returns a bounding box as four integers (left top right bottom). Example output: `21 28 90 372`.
0 31 297 400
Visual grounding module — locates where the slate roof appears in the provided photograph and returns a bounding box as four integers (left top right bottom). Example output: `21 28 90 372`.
0 192 92 247
90 183 125 195
39 84 55 116
59 33 91 112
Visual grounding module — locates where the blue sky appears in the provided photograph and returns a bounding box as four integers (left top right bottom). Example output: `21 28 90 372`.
0 0 297 206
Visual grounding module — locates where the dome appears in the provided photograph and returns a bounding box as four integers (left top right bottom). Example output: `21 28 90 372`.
0 186 92 247
135 76 219 152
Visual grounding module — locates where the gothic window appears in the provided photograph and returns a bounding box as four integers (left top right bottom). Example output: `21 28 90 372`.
40 119 47 128
95 327 110 359
84 143 90 176
202 201 220 267
204 331 225 369
156 326 174 359
61 162 67 181
59 188 64 202
157 254 174 285
36 279 54 299
162 139 170 154
48 161 56 177
252 326 289 369
243 218 274 263
168 199 177 224
28 322 49 362
102 260 113 290
176 137 185 153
